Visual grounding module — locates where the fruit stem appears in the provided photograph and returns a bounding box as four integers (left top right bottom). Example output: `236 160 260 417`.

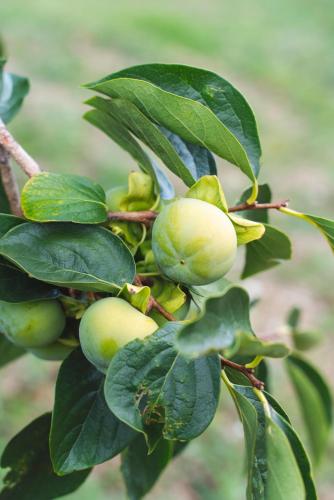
220 356 265 390
107 200 289 225
134 275 177 322
0 119 41 177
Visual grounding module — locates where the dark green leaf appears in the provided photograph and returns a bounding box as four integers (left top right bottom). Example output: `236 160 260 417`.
0 413 90 500
0 222 135 292
0 60 29 124
21 173 107 224
0 181 10 214
287 307 301 329
223 375 315 499
0 335 25 368
176 286 252 358
105 322 221 441
50 349 136 474
0 214 25 237
0 259 59 302
241 224 291 279
286 353 332 465
85 64 261 201
121 434 173 500
84 108 174 199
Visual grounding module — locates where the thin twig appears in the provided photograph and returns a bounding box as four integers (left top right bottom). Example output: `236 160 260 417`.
134 275 177 322
107 200 289 225
228 200 289 213
0 119 41 177
0 145 22 216
220 356 264 390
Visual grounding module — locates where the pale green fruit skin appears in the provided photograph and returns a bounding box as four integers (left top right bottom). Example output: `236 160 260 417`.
106 186 127 211
79 297 158 373
0 300 66 348
29 341 74 361
152 198 237 285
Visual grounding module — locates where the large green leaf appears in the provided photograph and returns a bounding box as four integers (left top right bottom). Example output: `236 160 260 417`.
286 353 332 465
85 64 261 201
86 96 216 187
21 173 107 223
0 59 29 124
0 259 59 302
241 224 291 279
0 213 24 237
0 222 135 292
176 285 252 358
0 414 90 500
0 335 25 369
225 330 290 359
121 434 173 500
104 322 220 442
50 349 136 474
223 375 316 499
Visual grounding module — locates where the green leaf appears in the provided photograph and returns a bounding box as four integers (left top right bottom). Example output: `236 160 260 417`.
280 208 334 254
150 278 186 314
119 171 157 211
104 322 221 441
50 349 136 474
286 353 332 465
0 335 25 369
0 260 59 302
118 283 151 314
228 214 265 245
287 307 301 329
236 184 272 223
241 224 291 279
21 172 107 224
226 330 290 359
0 222 135 292
0 413 90 500
85 64 261 201
223 375 316 499
176 285 252 358
84 108 175 199
86 96 196 187
0 181 10 213
0 213 25 237
121 434 173 500
185 175 228 212
0 60 29 124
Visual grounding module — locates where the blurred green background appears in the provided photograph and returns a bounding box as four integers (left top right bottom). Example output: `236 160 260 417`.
0 0 333 498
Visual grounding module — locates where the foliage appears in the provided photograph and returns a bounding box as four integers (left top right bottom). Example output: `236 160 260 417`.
0 60 333 500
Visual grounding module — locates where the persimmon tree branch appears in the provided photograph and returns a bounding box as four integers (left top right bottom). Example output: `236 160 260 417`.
108 200 289 224
220 356 264 390
0 119 41 177
0 145 22 216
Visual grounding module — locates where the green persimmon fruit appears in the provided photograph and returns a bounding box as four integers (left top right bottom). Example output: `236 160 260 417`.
152 198 237 285
0 300 65 348
106 185 127 211
79 297 158 373
29 341 74 361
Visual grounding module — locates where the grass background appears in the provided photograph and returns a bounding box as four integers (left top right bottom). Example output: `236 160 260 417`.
0 0 333 498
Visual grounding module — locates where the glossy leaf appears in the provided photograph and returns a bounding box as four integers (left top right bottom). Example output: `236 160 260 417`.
286 353 332 465
84 108 175 199
121 434 173 500
0 413 90 499
0 222 135 292
185 175 227 212
0 259 59 302
50 349 136 474
86 96 196 187
85 64 261 201
21 172 107 223
104 322 221 441
241 224 291 279
0 60 29 124
176 285 252 358
223 375 316 499
0 335 25 369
